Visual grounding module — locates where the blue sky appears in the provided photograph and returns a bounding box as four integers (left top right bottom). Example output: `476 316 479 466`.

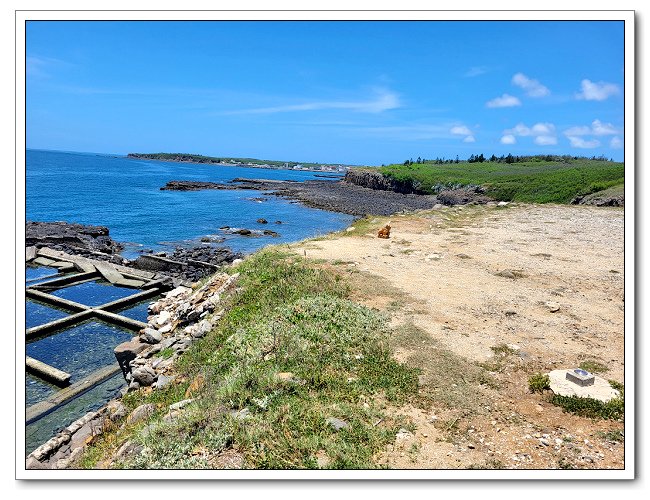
26 20 625 164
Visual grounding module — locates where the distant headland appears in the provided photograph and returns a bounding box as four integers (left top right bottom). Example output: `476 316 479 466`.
127 152 350 173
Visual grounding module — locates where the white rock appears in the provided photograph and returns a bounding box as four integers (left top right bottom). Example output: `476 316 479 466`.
545 301 561 313
548 369 620 402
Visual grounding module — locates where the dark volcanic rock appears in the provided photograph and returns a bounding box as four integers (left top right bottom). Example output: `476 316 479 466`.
343 169 422 194
436 188 492 206
26 221 124 255
160 181 236 191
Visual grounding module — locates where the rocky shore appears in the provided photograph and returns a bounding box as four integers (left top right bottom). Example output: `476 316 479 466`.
26 221 242 284
161 178 451 216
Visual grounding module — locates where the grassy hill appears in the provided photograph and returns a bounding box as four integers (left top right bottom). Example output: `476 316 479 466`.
377 158 624 204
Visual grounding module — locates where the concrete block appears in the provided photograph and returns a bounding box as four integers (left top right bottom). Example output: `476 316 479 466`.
95 262 123 284
26 246 37 261
33 257 56 266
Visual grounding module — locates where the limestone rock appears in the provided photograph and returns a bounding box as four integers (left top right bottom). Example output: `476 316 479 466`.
548 369 620 402
127 403 155 425
131 366 156 387
545 301 561 313
326 417 349 431
140 328 162 344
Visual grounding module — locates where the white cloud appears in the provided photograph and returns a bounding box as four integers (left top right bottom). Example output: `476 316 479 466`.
503 122 557 145
610 136 623 149
563 125 592 136
564 119 619 137
450 125 475 142
576 79 620 101
450 125 472 136
534 135 557 146
506 123 531 136
591 119 618 136
486 94 522 108
531 122 556 136
505 122 555 137
512 73 550 97
567 136 601 148
465 66 488 77
223 88 400 115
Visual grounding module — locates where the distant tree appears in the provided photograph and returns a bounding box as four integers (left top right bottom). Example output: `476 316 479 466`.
505 153 514 164
455 155 459 164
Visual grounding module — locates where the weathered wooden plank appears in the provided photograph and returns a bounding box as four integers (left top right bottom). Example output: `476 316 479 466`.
25 364 122 425
26 357 71 386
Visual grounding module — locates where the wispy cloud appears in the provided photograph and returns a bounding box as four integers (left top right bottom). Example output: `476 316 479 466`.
354 124 449 141
464 66 488 77
221 88 400 115
575 79 620 101
26 55 69 78
486 94 521 108
564 119 620 137
610 136 623 149
534 135 557 146
567 136 601 148
512 72 550 97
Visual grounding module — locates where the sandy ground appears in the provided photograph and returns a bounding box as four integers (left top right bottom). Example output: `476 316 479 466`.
294 202 626 471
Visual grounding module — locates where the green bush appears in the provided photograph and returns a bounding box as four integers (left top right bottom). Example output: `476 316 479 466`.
528 373 551 393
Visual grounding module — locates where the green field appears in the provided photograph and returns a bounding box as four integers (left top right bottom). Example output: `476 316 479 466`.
378 158 624 204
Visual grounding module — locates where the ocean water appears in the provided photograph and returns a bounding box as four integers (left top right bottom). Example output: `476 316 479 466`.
25 149 355 257
24 149 355 455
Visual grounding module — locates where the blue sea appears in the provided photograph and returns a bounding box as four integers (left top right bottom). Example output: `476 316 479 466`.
25 149 355 257
24 149 356 455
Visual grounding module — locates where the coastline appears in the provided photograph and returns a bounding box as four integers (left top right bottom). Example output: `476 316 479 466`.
25 202 625 471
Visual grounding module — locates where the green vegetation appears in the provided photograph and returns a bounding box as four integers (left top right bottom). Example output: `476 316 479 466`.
528 373 551 393
550 381 624 421
81 250 419 470
377 157 624 204
128 152 345 170
578 360 609 374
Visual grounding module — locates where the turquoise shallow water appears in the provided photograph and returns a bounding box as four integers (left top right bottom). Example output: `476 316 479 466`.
26 149 354 256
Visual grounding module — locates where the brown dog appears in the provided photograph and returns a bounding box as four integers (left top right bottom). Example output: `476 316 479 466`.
377 224 391 239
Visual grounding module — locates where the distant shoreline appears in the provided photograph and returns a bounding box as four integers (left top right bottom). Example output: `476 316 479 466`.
127 152 350 175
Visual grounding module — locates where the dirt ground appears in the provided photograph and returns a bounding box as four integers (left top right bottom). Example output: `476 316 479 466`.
293 202 626 471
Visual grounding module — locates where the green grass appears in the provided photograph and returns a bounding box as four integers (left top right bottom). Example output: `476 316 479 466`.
549 381 624 421
528 373 551 393
579 360 609 374
80 250 419 470
376 159 624 204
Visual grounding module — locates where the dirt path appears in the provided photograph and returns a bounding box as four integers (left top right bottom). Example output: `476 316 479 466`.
293 202 626 470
